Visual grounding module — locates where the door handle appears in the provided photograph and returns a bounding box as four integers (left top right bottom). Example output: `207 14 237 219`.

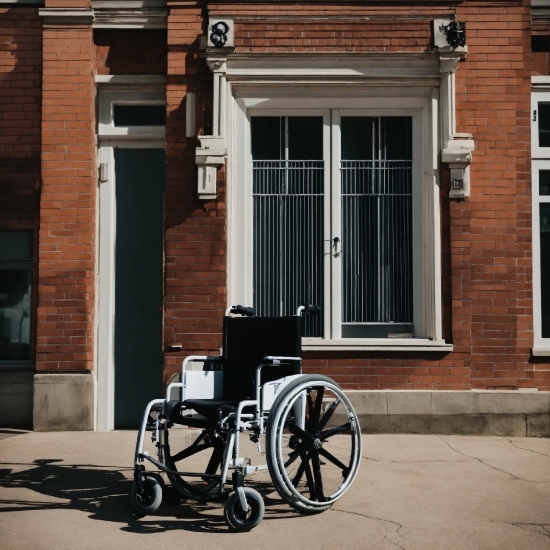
333 237 341 258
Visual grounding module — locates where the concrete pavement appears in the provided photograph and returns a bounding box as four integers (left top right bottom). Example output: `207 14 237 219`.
0 430 549 550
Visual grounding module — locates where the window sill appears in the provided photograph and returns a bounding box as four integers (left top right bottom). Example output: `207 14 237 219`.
302 338 453 352
531 347 550 357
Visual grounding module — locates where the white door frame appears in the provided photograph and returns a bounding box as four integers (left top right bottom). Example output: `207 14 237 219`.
96 88 165 431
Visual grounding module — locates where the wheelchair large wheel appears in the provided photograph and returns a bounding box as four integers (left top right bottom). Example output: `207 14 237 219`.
266 375 361 515
163 428 226 500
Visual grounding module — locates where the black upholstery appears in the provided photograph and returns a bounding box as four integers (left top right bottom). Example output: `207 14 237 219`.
222 316 301 402
176 315 302 425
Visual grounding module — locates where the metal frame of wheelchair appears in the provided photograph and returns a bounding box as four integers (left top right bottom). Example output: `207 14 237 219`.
132 305 362 532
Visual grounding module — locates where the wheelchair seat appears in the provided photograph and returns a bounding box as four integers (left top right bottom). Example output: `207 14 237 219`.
170 315 302 428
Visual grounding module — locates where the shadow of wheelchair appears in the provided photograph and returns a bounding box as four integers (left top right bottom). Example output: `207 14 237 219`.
0 459 300 534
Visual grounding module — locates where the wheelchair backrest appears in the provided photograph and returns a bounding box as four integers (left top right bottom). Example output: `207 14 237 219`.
222 316 301 402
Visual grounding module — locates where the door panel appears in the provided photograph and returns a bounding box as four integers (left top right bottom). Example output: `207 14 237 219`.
114 148 164 428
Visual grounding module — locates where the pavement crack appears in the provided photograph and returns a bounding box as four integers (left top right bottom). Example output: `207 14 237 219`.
331 508 404 550
511 523 550 539
508 439 550 459
436 435 528 481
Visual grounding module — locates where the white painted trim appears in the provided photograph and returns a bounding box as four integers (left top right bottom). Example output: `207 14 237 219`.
229 97 442 347
95 75 167 86
92 0 166 7
97 89 166 139
93 9 167 29
532 348 550 357
1 0 44 4
532 76 550 87
96 87 165 431
304 340 452 352
532 92 550 159
532 160 550 351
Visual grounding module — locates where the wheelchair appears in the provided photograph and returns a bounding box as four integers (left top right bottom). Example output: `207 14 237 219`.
132 304 362 531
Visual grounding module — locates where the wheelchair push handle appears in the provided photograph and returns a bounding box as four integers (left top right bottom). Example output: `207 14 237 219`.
296 303 321 316
226 305 255 317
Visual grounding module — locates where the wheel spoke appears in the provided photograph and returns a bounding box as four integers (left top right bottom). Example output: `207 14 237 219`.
317 398 340 432
311 451 325 501
318 446 349 474
320 421 351 440
285 445 306 468
303 454 316 500
311 386 325 431
291 454 307 487
285 420 315 444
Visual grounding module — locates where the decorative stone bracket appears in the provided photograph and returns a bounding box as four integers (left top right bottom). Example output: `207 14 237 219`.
435 20 474 199
195 18 234 200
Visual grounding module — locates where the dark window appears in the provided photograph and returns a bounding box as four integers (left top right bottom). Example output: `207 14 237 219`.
113 105 166 126
539 170 550 196
532 36 550 53
341 117 413 338
539 104 550 148
251 116 324 337
540 203 550 338
0 231 32 361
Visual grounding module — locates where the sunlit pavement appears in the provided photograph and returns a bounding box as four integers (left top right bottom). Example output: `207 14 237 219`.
0 430 549 550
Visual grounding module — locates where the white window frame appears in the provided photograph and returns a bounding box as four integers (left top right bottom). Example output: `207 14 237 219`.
532 91 550 159
532 161 550 352
228 93 448 352
532 81 550 355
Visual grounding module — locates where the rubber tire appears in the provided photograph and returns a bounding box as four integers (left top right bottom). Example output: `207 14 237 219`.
130 476 163 516
266 375 361 515
223 488 265 532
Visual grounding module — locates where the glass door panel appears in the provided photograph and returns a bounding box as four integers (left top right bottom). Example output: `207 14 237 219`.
251 116 324 337
340 116 413 338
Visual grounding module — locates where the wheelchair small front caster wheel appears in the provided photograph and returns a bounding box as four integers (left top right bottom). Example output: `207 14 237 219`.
223 488 265 532
130 476 162 516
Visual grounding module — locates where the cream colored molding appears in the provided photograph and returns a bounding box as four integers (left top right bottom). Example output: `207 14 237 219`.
39 8 94 25
91 0 166 7
95 75 167 86
438 48 474 199
40 5 167 28
93 8 167 29
194 17 235 200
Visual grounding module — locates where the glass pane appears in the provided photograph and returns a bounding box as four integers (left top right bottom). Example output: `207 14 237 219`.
251 117 283 160
539 103 550 148
288 117 323 160
540 204 550 338
0 231 32 260
341 117 413 338
113 105 166 126
341 117 374 160
539 170 550 196
0 266 32 361
252 116 324 337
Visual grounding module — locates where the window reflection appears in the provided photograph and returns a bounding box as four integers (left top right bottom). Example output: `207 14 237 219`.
0 232 32 360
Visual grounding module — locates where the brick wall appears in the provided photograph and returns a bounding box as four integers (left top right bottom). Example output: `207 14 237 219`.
0 7 42 362
164 3 223 384
36 24 96 373
160 1 542 391
0 8 41 230
94 29 167 75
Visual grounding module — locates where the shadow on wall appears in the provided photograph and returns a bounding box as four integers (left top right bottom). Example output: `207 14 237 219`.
0 458 298 533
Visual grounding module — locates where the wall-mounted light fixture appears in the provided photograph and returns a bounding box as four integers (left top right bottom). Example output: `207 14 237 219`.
440 21 466 49
185 92 196 138
434 19 467 51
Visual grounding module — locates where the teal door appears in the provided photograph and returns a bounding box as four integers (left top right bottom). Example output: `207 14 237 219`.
114 148 165 428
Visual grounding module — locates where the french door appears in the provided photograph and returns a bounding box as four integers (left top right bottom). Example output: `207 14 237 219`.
250 110 418 340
